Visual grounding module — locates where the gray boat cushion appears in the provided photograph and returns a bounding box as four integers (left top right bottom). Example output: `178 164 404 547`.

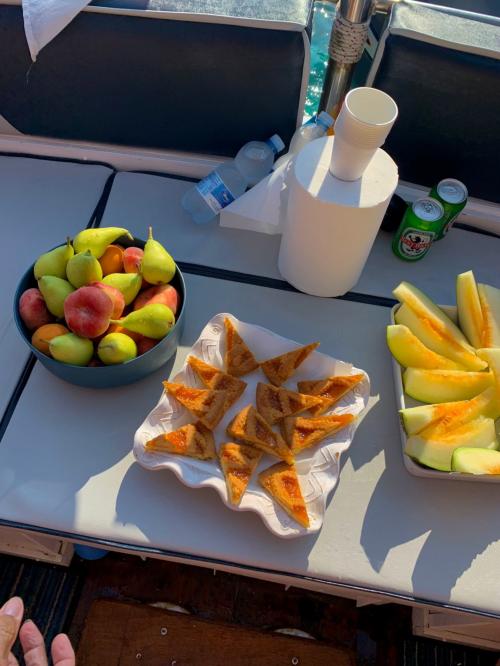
90 0 312 27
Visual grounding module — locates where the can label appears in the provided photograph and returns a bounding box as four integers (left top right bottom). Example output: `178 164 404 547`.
398 227 436 259
196 172 236 214
441 212 461 236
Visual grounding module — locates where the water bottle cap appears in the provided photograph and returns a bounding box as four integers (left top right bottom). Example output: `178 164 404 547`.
317 111 334 129
268 134 285 154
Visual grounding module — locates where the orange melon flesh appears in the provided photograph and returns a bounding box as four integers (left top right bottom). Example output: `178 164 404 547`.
387 324 465 370
456 271 484 348
395 304 486 371
478 284 500 347
452 447 500 475
405 416 498 472
400 386 499 436
403 367 493 404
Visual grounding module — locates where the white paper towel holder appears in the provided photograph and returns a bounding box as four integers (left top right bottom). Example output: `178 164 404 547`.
278 135 398 298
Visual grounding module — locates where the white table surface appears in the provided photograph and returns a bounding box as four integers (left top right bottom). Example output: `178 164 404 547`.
101 171 500 305
1 273 500 616
0 157 112 419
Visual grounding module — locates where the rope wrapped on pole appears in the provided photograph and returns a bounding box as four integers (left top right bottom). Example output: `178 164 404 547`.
329 14 370 65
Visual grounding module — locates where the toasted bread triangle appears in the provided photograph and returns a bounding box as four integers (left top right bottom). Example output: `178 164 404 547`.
256 382 324 425
281 413 355 454
297 374 364 415
226 405 293 464
259 462 309 528
163 382 228 429
224 318 259 377
219 442 262 505
145 422 216 460
187 356 246 410
260 342 319 386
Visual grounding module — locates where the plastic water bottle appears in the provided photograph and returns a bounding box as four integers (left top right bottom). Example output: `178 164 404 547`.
182 134 284 224
182 161 248 225
273 111 334 170
234 134 285 187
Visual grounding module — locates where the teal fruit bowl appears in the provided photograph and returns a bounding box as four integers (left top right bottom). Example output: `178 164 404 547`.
14 235 186 388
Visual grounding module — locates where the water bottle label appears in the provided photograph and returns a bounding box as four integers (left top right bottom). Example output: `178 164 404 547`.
246 147 267 160
196 172 236 214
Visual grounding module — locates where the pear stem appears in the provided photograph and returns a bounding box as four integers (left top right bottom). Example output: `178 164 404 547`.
148 226 153 241
66 237 72 248
109 319 122 325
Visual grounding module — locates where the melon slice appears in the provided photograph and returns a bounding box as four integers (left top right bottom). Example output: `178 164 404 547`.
403 367 493 404
395 305 486 372
405 416 498 472
387 325 465 370
478 283 500 347
456 271 484 348
393 281 486 371
400 386 499 436
451 447 500 475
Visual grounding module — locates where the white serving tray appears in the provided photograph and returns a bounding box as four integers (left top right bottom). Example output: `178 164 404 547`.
134 312 370 537
390 303 500 483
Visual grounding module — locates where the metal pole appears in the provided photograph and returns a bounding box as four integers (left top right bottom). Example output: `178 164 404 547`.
319 0 395 119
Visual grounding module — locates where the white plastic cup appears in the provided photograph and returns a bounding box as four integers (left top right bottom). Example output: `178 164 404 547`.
330 87 398 181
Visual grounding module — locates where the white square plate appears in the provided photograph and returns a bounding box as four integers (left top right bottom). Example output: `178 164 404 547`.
134 312 370 537
390 303 500 483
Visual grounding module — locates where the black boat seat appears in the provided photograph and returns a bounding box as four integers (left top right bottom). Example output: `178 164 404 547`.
367 1 500 204
0 1 313 156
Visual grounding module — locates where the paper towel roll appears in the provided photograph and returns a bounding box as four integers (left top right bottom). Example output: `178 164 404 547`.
278 136 398 297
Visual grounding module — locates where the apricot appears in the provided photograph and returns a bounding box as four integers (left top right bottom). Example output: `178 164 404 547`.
123 247 143 274
99 244 124 276
106 323 143 343
32 323 69 356
136 336 158 355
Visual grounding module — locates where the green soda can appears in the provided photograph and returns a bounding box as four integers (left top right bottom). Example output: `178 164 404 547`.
392 197 444 262
429 178 468 240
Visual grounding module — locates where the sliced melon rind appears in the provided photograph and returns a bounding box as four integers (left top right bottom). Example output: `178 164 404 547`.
403 368 493 404
456 271 484 348
400 386 499 436
393 281 476 350
387 325 465 370
405 416 498 472
395 304 486 371
478 284 500 348
451 447 500 474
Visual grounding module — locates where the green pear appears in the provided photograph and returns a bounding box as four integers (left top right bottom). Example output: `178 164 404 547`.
112 303 175 340
141 227 176 285
98 332 137 365
38 276 75 318
66 250 103 288
49 333 94 366
102 272 142 305
73 227 132 258
34 238 74 279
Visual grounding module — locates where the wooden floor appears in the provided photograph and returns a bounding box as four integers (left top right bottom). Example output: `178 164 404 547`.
78 598 356 665
69 553 409 665
68 553 499 665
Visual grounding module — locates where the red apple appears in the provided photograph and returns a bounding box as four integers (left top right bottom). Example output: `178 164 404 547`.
64 286 114 339
19 288 54 330
123 247 144 274
89 281 125 319
136 336 158 355
133 284 179 315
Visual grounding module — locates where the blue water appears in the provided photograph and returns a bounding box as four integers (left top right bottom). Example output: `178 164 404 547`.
305 1 336 118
